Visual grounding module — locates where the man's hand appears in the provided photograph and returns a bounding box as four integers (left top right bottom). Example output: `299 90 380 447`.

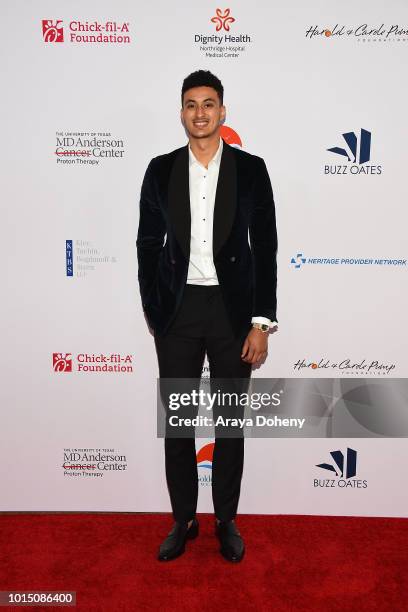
241 328 269 364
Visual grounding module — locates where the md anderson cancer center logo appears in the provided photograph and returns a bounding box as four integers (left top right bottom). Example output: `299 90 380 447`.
42 19 131 44
56 131 125 166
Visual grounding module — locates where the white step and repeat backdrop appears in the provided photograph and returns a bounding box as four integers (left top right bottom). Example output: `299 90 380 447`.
1 0 407 516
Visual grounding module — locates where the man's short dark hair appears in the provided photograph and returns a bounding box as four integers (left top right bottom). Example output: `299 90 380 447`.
181 70 224 106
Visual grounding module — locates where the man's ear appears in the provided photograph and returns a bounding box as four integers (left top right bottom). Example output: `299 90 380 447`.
180 108 185 125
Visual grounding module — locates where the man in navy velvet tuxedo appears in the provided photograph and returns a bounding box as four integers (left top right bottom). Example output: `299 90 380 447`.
137 70 277 562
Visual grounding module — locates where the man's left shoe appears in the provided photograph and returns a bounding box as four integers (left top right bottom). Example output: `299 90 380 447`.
158 519 199 561
215 520 245 562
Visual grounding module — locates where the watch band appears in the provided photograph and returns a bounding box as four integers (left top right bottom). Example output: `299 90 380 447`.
252 322 270 332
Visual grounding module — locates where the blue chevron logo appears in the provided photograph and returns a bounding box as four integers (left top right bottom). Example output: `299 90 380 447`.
290 253 307 269
316 447 357 479
328 128 371 164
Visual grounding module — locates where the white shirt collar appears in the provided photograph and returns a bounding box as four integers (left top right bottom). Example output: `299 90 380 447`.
188 137 223 168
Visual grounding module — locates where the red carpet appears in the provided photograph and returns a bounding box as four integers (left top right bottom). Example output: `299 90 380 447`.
0 513 407 611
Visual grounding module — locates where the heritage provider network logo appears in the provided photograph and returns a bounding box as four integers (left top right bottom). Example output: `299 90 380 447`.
325 128 382 175
290 252 406 270
42 19 131 44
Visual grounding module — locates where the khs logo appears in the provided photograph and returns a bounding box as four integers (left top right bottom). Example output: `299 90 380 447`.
42 20 64 42
210 8 235 32
53 353 72 372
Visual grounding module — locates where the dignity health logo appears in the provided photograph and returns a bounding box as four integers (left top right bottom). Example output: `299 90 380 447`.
196 442 214 486
290 252 406 269
194 8 251 59
211 8 235 31
314 447 367 489
42 19 131 44
325 128 382 175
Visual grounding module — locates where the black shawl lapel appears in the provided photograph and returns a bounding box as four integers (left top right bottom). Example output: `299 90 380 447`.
167 140 237 260
213 141 237 258
168 144 190 259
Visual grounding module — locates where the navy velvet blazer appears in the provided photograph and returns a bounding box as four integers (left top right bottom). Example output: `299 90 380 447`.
136 140 277 337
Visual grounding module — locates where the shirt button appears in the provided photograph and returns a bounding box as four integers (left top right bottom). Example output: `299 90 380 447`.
230 256 236 262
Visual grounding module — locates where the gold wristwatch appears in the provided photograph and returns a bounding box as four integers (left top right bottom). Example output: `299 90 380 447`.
252 322 270 333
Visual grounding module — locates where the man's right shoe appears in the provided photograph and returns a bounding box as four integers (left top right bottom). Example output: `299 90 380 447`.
157 518 199 561
216 520 245 562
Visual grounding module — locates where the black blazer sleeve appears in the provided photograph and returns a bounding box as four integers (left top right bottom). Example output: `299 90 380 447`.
136 159 166 309
249 157 278 322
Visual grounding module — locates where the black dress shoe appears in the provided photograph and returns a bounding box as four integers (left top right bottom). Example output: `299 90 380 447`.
216 520 245 562
158 519 199 561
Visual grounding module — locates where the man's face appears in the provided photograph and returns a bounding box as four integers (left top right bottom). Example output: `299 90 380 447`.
180 86 226 140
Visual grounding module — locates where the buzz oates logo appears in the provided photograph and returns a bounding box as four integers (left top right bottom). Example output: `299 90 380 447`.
63 448 127 478
56 131 125 166
314 448 367 489
325 128 382 175
42 19 131 44
53 353 134 373
197 442 214 487
306 23 408 43
294 358 396 376
194 8 251 58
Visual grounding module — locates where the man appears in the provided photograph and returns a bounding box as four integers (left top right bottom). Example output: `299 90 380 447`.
137 70 277 562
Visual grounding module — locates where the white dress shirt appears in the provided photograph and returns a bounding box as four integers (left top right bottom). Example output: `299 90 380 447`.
187 138 275 329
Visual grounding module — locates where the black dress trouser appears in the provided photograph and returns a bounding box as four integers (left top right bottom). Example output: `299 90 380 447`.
154 284 252 523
